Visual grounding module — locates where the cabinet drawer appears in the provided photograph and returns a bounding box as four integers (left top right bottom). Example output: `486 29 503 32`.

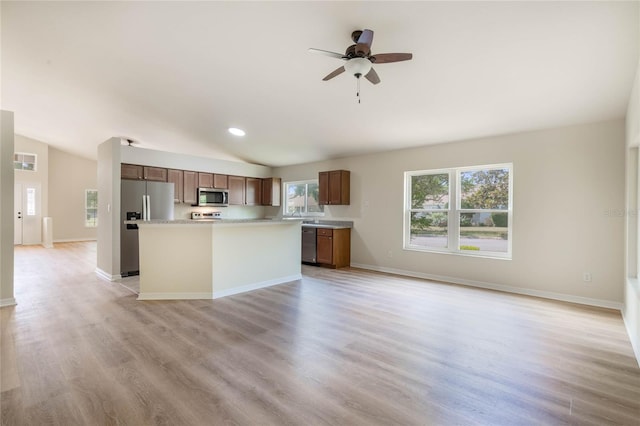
317 228 333 237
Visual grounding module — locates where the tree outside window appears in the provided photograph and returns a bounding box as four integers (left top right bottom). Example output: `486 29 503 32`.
284 180 324 216
85 189 98 227
405 164 512 258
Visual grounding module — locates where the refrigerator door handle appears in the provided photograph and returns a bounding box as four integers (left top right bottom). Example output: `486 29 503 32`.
146 195 151 220
142 195 147 221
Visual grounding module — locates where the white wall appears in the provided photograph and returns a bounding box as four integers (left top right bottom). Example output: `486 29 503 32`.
96 137 121 280
275 120 626 308
0 111 16 307
121 145 272 178
48 147 98 242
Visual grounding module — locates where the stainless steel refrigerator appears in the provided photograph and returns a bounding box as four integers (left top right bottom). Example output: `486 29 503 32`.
120 180 174 276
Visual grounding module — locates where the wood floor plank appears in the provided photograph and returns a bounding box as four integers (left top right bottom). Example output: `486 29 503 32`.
1 242 639 425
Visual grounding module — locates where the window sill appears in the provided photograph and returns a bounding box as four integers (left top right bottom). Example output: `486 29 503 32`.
404 245 511 261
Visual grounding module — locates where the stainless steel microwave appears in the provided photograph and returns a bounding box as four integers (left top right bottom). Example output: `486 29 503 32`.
197 188 229 207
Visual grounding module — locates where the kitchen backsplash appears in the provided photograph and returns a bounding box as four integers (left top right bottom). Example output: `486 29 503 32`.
174 203 267 220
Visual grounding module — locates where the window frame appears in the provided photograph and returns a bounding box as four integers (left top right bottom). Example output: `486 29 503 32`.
283 179 324 217
404 163 513 259
13 152 37 172
85 189 98 228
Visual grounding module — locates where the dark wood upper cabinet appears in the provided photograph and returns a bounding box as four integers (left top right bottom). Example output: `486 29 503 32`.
121 163 143 180
319 170 350 205
245 177 262 206
228 176 246 205
122 164 168 182
143 166 168 182
167 169 183 203
213 174 228 189
262 177 281 207
198 172 214 188
183 171 198 205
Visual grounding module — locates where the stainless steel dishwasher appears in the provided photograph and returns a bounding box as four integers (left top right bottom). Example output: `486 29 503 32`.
301 226 317 263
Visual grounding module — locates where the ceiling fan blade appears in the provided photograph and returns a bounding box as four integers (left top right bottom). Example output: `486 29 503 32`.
322 66 345 81
355 29 374 57
308 48 346 59
365 68 380 85
370 53 413 64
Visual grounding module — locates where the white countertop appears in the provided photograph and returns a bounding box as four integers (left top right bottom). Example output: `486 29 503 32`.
300 223 351 229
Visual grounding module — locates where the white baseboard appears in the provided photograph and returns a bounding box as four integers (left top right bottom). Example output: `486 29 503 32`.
0 298 17 307
138 292 213 300
212 274 302 299
622 278 640 367
351 263 623 311
136 274 302 301
53 238 97 243
95 268 121 282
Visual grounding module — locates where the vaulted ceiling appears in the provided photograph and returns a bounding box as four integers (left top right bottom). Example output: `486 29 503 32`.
2 1 638 167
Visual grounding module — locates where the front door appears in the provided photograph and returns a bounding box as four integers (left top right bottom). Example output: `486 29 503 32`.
14 183 22 245
14 183 42 245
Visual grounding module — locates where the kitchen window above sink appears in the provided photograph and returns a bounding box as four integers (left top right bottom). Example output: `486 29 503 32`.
284 180 324 217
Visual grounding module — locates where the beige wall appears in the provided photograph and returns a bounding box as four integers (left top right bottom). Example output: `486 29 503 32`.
276 119 626 307
0 111 15 307
48 147 97 241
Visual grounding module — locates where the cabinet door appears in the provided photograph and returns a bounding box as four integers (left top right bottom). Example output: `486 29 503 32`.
143 166 168 182
167 169 183 203
213 174 228 189
262 177 281 206
316 229 333 264
328 170 344 204
228 176 246 205
245 177 262 205
319 170 350 205
121 164 143 180
198 172 214 188
183 171 198 205
332 228 351 268
318 171 329 205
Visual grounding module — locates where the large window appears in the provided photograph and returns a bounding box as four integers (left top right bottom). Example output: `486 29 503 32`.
405 164 512 258
14 152 37 171
85 189 98 227
284 180 324 216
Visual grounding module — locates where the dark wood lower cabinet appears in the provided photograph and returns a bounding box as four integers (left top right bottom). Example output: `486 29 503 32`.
316 228 350 268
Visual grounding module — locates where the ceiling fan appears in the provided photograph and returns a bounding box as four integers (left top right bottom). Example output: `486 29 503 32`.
308 29 413 90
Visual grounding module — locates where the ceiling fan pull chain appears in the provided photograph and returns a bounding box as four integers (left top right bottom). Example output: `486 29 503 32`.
357 75 361 104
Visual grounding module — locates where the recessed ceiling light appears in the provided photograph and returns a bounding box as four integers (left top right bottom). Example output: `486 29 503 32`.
228 127 246 137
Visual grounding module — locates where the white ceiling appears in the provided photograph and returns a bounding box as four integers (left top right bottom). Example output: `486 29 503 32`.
2 1 638 167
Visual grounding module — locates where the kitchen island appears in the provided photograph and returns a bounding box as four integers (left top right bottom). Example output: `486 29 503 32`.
131 219 302 300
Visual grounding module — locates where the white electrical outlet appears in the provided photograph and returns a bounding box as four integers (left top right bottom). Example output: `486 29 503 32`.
583 272 592 282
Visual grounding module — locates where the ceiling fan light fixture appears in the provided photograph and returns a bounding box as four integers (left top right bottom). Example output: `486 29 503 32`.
344 57 372 78
228 127 246 137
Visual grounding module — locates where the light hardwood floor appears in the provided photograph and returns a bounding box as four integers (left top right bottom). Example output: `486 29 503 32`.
2 242 639 425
